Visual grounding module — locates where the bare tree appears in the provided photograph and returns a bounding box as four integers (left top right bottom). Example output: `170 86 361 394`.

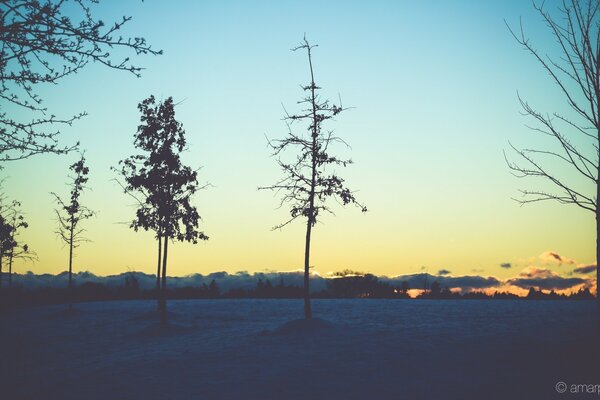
3 200 36 288
52 153 94 309
114 96 208 325
505 1 599 308
0 210 11 289
260 37 367 319
0 0 162 161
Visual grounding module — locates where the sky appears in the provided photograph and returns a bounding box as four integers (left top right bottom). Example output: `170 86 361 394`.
1 0 596 289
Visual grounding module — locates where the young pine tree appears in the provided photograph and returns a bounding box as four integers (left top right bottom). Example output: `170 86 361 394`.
52 154 94 309
260 37 367 319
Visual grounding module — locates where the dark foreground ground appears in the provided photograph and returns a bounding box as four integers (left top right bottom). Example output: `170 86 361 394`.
0 299 598 400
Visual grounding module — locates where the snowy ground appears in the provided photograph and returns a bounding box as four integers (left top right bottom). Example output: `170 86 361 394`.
1 299 598 400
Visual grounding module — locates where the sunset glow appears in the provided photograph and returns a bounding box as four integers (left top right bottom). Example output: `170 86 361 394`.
2 0 595 295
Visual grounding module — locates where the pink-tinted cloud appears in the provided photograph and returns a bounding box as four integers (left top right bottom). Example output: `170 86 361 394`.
539 251 575 266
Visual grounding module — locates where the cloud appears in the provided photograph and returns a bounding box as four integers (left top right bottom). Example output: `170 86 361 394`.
500 263 512 269
573 264 596 275
517 267 556 279
539 251 575 266
506 267 588 290
383 273 501 291
11 270 330 293
10 266 593 295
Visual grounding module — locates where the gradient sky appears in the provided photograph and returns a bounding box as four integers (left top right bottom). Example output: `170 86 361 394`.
2 0 595 280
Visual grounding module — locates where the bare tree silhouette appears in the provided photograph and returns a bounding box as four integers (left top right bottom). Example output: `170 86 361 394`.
0 206 12 289
260 37 367 319
3 200 36 288
114 96 207 325
51 153 94 309
0 0 162 161
505 1 599 313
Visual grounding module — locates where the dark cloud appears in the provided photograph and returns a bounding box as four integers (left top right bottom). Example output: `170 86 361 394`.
549 252 562 262
573 265 596 275
506 267 588 290
500 263 512 269
506 276 587 290
437 269 451 276
382 273 501 291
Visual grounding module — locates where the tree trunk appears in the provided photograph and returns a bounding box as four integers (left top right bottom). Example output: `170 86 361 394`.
159 237 169 325
8 251 13 289
596 190 599 325
597 140 600 326
0 249 3 290
68 222 74 310
156 234 162 311
304 39 318 320
303 219 313 319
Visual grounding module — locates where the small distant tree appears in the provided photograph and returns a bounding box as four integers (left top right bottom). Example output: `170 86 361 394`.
0 0 162 161
429 281 442 298
52 154 94 309
0 198 35 289
124 273 140 298
4 200 36 288
208 279 219 298
259 37 367 319
114 96 208 325
400 281 410 295
0 213 12 289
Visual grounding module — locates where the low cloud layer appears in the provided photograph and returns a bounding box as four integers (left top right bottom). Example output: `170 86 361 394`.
9 270 330 293
382 273 501 291
506 267 589 291
7 263 595 295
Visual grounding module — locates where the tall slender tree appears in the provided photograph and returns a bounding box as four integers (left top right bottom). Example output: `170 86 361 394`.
52 154 94 309
0 212 12 289
260 37 367 319
114 96 207 325
113 163 163 310
505 1 599 313
0 0 162 162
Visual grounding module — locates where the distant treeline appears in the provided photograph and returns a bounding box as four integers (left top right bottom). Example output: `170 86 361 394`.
0 272 594 309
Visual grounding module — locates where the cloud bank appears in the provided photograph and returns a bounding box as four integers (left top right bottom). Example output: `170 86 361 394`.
8 267 592 295
6 251 594 295
505 267 588 290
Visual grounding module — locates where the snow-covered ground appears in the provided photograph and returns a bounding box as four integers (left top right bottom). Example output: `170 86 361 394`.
1 299 598 400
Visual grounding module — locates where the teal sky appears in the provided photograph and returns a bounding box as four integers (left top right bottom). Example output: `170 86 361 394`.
2 0 595 279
